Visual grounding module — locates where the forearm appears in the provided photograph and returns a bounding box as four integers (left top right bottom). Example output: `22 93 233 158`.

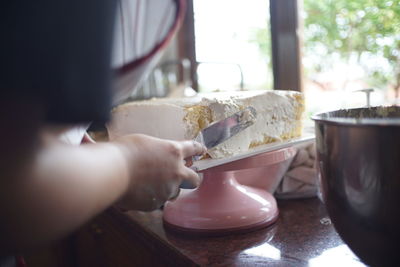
0 138 130 255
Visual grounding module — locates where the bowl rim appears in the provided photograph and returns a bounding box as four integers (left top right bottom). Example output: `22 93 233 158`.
312 106 400 126
312 115 400 126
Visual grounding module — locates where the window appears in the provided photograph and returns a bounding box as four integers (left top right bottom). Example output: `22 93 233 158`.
187 0 399 116
193 0 273 92
302 0 399 114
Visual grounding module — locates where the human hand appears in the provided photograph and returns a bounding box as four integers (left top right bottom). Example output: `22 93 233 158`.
114 134 206 211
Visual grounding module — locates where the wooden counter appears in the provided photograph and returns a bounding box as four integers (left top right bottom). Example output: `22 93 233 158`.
73 197 366 266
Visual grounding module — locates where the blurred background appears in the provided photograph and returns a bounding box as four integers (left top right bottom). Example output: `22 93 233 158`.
130 0 400 118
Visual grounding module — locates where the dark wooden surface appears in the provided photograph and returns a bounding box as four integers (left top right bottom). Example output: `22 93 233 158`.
71 197 366 267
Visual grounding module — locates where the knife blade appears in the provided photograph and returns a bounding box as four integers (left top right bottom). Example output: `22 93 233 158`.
179 106 257 189
194 106 257 151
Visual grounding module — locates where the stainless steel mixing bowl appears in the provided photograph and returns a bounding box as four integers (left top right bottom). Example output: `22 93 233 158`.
312 106 400 267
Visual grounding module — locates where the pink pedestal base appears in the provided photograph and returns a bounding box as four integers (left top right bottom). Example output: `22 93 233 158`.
163 148 296 235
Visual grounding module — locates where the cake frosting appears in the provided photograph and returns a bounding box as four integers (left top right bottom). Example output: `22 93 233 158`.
107 90 305 159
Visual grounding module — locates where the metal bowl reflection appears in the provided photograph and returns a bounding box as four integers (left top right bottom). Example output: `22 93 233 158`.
312 106 400 267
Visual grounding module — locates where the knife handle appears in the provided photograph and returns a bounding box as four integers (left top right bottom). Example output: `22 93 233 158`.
179 157 200 189
192 154 202 161
180 180 196 189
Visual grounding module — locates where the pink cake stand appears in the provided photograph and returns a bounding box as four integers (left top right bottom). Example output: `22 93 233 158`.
163 147 296 235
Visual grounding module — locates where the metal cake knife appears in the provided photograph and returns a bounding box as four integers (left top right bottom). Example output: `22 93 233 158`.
180 106 257 189
193 106 257 158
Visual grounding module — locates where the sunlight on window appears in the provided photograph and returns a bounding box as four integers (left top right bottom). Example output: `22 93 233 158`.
193 0 272 92
197 62 243 91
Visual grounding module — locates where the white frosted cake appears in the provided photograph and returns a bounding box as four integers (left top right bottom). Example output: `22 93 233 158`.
107 90 305 159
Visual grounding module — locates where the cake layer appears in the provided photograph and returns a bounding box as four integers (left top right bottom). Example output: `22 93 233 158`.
107 90 305 159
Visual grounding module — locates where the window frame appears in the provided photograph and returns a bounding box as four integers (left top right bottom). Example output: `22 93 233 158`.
178 0 302 92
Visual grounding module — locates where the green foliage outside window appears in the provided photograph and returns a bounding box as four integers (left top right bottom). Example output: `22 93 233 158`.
252 0 400 96
304 0 400 95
